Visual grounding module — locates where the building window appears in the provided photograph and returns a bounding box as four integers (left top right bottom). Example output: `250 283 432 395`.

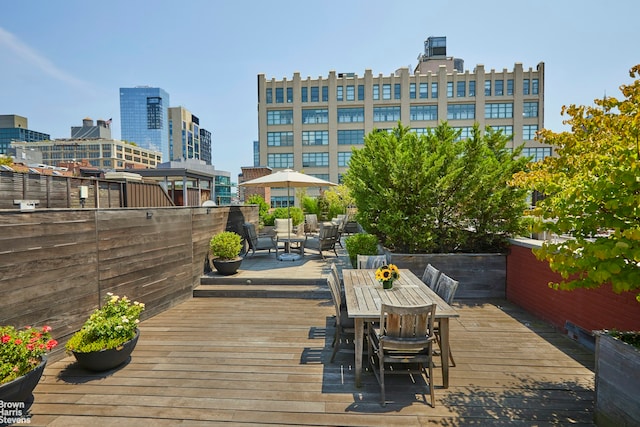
338 152 352 167
382 84 391 100
301 87 308 102
394 83 401 100
469 81 476 97
409 83 416 99
336 86 343 101
311 87 319 102
431 82 438 98
309 173 329 181
456 81 465 97
357 85 364 100
346 85 355 101
275 88 284 103
410 105 437 121
447 104 475 120
322 86 328 101
338 129 364 145
523 79 530 95
447 82 453 98
485 103 513 119
452 127 473 141
496 80 504 96
267 110 293 125
523 124 538 140
373 84 380 100
267 132 294 146
507 79 514 96
302 109 328 124
286 87 293 103
271 195 294 208
146 97 163 129
302 152 329 167
523 102 538 118
267 153 294 168
419 82 428 99
484 80 491 96
266 88 273 104
373 106 401 122
337 108 364 123
491 125 513 137
532 79 539 95
302 130 329 146
522 147 551 162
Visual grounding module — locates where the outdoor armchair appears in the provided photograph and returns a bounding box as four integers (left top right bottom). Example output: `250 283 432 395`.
242 223 277 256
304 222 339 260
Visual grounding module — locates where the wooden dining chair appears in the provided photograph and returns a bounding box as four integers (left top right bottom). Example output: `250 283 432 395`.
421 263 441 290
327 267 355 362
356 254 387 269
367 303 437 407
433 273 459 367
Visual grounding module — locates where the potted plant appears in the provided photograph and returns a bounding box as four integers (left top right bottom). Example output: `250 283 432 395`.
209 231 243 275
345 233 380 268
1 325 58 402
65 292 145 371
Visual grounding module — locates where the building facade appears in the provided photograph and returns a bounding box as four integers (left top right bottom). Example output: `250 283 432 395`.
167 107 213 165
256 37 546 205
120 87 170 161
0 115 50 155
11 139 162 169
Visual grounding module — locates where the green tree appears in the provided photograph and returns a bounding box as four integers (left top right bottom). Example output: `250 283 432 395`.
345 122 528 253
246 194 269 225
511 65 640 301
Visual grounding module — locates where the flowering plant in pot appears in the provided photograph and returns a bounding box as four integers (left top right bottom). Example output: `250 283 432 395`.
375 264 400 289
65 293 145 371
209 231 243 275
1 324 58 402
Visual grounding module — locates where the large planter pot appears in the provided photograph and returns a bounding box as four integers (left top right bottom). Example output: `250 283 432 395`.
384 251 506 299
212 257 242 276
595 332 640 426
72 329 140 372
0 356 47 403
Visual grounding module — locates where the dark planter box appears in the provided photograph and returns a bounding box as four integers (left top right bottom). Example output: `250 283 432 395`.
595 332 640 426
384 251 506 299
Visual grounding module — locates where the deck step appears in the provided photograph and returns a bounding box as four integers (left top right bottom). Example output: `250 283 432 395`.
194 283 330 299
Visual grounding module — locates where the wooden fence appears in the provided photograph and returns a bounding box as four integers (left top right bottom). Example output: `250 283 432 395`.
0 205 257 359
0 170 174 209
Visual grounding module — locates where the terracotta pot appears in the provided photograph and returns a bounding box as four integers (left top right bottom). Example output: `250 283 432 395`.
72 330 139 372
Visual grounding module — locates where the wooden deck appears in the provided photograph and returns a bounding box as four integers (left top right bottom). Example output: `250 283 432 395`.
24 249 596 426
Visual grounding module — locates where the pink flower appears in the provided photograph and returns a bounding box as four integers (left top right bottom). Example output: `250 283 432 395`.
1 334 10 343
14 339 22 345
46 339 58 350
27 343 35 351
42 325 52 333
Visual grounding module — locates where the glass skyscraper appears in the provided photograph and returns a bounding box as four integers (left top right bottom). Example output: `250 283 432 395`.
119 87 170 161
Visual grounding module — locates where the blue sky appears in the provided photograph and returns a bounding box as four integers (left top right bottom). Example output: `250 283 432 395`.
1 0 637 180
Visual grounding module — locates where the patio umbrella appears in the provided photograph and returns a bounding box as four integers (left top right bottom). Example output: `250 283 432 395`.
239 169 337 261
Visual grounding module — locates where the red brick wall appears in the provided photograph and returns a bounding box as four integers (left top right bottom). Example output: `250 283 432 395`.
507 243 640 333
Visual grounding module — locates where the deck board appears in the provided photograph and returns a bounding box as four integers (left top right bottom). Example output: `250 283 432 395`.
26 295 595 426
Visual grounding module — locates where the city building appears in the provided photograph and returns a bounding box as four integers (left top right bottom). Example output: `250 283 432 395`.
200 128 212 165
256 36 546 206
10 138 162 169
0 114 50 155
71 117 112 139
120 86 170 161
238 166 272 203
167 107 213 165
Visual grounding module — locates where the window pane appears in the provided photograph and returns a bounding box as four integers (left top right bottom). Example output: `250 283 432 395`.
469 81 476 97
523 102 538 118
357 85 364 100
302 109 329 124
267 132 294 146
485 103 513 119
302 152 329 167
382 84 391 100
337 129 365 145
301 87 308 102
456 81 465 97
373 84 380 100
495 80 504 96
346 85 355 101
409 83 416 99
276 88 283 103
431 82 438 98
302 130 329 145
419 83 428 99
394 83 401 100
267 110 293 125
337 107 364 123
447 104 475 120
447 82 453 98
410 105 437 121
373 106 401 122
311 87 319 102
336 86 343 101
484 80 491 96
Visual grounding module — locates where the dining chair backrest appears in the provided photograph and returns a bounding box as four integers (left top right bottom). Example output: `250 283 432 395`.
357 254 388 270
434 273 459 305
379 303 436 344
274 218 292 236
421 263 441 290
326 266 343 320
304 214 319 233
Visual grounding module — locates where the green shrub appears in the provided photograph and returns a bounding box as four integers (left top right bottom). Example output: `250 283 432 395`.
264 207 304 226
345 122 528 253
209 231 243 260
345 233 380 268
246 194 270 225
301 196 319 215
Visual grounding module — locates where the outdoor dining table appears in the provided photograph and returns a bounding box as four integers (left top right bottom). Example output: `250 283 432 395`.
342 268 460 388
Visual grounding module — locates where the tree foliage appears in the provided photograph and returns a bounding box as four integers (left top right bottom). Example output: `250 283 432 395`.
345 122 529 253
511 64 640 301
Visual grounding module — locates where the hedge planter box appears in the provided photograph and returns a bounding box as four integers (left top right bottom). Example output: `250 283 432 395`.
595 332 640 427
384 251 506 299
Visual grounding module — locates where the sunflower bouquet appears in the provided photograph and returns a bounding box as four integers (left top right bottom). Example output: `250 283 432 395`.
375 264 400 289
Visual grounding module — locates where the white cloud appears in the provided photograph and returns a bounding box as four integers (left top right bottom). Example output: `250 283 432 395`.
0 26 94 91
